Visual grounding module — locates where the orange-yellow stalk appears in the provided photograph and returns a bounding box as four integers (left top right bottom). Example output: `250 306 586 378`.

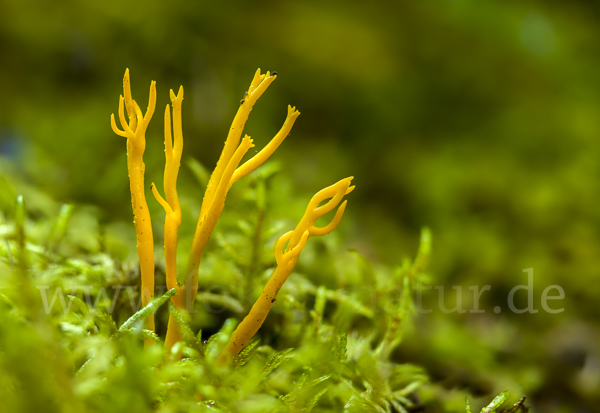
182 69 300 311
220 177 354 361
111 69 157 340
150 87 184 354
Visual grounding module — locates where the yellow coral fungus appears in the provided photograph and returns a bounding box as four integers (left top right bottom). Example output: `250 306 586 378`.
111 69 157 339
182 70 300 311
150 87 184 352
221 177 354 360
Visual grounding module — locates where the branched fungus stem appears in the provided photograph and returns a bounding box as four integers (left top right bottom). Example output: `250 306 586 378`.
183 70 300 311
111 69 157 342
150 87 184 355
220 177 354 361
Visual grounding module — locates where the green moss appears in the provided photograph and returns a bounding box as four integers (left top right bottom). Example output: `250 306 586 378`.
0 169 444 412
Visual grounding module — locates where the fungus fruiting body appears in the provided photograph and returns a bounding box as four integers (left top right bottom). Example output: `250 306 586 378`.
221 177 354 360
150 87 184 352
110 70 157 341
111 69 351 359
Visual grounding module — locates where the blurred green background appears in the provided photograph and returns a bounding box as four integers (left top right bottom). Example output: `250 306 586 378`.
1 0 600 411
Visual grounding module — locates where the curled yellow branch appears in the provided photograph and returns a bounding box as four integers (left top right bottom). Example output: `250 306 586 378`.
221 177 354 361
110 69 157 341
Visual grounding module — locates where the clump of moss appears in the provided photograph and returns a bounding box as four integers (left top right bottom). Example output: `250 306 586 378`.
0 68 529 411
0 170 436 411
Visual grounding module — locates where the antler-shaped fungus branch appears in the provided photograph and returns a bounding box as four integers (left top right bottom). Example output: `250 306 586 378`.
220 177 354 361
110 69 157 340
183 70 299 311
199 69 277 221
151 86 185 355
